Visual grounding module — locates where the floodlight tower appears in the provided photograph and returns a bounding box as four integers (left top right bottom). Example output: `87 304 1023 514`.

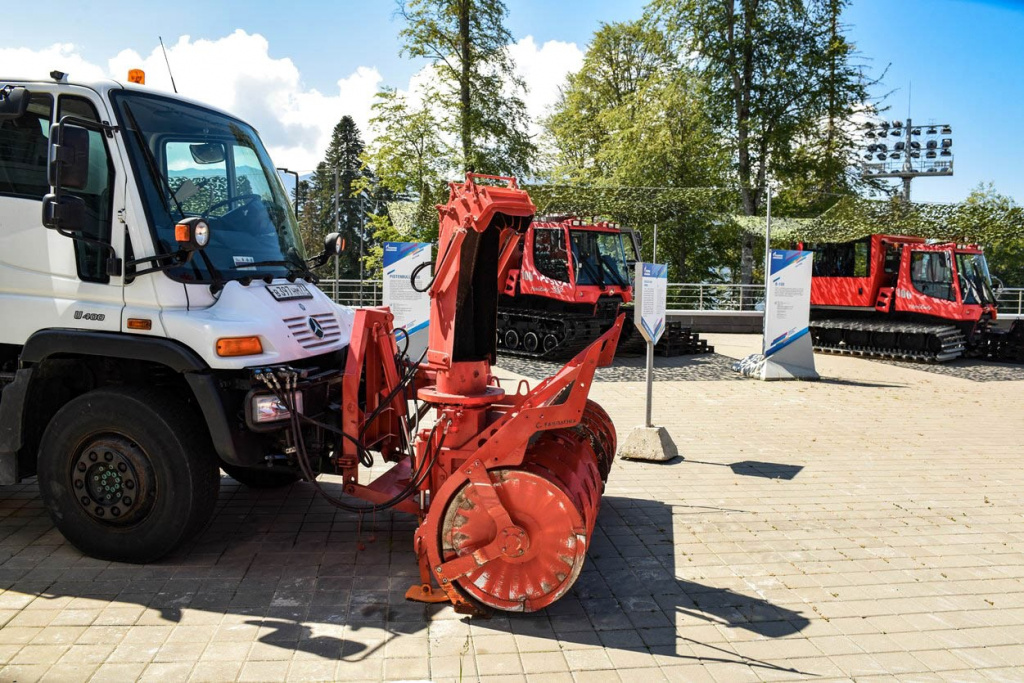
859 118 953 202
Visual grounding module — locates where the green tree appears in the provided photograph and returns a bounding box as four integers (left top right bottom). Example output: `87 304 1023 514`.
543 20 732 281
649 0 875 285
299 116 376 278
363 86 450 243
398 0 535 175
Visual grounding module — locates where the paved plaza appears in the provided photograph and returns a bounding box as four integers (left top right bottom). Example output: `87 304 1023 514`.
1 334 1024 682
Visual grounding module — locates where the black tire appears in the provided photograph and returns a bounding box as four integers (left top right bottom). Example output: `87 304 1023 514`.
221 464 299 489
37 387 219 563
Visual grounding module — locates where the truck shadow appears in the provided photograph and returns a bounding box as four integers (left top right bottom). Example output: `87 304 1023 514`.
0 482 809 673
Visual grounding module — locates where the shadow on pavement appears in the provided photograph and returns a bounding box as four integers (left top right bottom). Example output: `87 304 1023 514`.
0 482 809 673
473 496 812 675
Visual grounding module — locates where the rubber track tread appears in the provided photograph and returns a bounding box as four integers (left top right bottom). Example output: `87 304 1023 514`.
497 309 607 360
811 319 967 363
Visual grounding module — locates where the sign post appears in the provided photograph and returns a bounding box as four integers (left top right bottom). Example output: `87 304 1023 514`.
734 249 820 381
383 242 432 359
636 263 667 427
620 262 679 462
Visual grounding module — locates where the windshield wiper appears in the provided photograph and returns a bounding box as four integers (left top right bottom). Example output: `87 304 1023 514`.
122 103 185 220
598 257 627 287
123 103 227 294
246 250 318 283
577 256 604 286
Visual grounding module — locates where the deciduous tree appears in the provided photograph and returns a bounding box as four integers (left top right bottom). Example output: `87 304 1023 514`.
398 0 535 175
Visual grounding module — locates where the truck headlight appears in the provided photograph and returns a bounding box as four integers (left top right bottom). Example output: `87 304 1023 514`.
251 392 303 424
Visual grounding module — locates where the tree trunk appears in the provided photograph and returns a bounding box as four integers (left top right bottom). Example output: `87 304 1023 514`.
459 0 473 173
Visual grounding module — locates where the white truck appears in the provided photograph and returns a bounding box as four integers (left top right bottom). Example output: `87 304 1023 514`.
0 73 351 563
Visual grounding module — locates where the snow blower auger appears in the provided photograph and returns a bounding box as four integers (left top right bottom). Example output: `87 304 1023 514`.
331 174 623 615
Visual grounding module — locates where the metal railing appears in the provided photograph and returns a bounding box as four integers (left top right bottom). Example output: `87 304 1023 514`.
320 279 384 307
999 288 1024 316
666 283 764 311
318 279 1024 315
321 278 765 311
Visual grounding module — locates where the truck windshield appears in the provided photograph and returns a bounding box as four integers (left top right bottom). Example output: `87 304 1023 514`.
110 90 304 283
956 252 997 305
570 230 629 287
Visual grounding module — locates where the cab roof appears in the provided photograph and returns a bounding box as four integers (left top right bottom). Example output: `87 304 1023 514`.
2 75 248 128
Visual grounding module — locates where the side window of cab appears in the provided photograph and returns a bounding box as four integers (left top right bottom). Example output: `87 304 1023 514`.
57 95 115 284
0 92 53 199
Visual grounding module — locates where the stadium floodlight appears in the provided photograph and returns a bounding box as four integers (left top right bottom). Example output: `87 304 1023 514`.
859 116 954 201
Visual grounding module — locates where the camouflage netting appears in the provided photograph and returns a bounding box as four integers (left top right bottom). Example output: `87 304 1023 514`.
522 184 1024 246
736 196 1024 245
522 184 733 224
385 201 419 235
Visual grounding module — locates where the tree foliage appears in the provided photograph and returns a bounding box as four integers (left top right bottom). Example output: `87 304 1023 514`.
542 20 735 281
363 86 449 245
298 116 379 278
398 0 535 175
648 0 876 284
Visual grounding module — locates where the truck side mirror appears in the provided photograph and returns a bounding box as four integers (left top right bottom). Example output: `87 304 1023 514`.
309 231 342 267
48 124 91 190
323 231 341 259
0 86 30 120
41 193 86 232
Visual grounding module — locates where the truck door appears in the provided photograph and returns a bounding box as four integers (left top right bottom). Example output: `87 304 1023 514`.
0 86 124 345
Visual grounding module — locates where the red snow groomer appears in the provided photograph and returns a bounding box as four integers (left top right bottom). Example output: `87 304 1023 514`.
496 217 634 359
802 234 1024 362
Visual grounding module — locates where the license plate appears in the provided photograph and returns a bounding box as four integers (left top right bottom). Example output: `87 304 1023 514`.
266 283 312 301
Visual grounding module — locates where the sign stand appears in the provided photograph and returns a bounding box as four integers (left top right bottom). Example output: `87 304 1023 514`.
735 249 820 381
383 242 432 359
620 263 679 463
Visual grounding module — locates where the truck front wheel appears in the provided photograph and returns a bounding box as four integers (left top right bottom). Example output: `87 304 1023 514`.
37 387 219 563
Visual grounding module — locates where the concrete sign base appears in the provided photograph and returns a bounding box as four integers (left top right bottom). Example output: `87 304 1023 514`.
619 426 680 462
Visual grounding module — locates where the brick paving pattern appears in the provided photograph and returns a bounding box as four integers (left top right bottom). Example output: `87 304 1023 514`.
1 333 1023 681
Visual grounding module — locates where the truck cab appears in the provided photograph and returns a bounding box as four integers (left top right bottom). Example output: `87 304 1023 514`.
0 75 351 562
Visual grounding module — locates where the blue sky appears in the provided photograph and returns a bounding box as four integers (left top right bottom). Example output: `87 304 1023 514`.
4 0 1023 204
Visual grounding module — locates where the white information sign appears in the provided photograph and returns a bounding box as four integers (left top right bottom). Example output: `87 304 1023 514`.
383 242 432 358
635 262 668 344
755 249 818 380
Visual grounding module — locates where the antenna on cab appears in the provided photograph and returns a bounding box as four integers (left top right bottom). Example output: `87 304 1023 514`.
159 37 179 94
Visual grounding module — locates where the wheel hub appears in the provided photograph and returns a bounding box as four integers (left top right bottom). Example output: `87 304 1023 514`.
71 437 151 524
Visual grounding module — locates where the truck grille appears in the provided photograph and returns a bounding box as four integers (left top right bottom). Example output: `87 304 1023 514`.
284 313 342 350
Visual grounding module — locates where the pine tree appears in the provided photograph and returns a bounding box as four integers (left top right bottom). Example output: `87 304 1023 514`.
300 116 377 279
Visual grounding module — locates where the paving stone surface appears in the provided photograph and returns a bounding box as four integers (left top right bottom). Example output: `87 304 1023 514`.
2 334 1023 681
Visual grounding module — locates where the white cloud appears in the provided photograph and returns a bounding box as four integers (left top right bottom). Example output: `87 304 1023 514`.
509 36 584 129
2 30 583 173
